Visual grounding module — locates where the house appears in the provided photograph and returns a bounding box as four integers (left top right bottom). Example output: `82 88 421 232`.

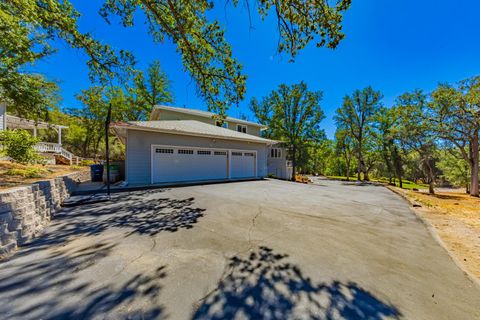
268 144 293 180
0 102 76 165
112 105 291 185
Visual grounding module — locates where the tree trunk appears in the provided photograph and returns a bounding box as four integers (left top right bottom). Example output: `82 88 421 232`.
424 159 435 195
363 166 370 181
357 138 363 181
346 161 350 181
470 132 479 197
357 156 361 181
82 138 89 158
429 181 435 195
428 165 435 195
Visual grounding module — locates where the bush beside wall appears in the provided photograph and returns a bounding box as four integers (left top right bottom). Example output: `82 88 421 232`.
0 171 89 259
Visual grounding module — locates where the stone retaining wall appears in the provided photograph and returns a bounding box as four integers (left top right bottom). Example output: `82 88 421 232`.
0 170 90 259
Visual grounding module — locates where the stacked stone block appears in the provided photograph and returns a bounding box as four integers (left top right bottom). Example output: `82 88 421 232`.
0 170 89 259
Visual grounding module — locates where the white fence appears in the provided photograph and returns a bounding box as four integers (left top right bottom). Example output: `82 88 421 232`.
35 142 73 164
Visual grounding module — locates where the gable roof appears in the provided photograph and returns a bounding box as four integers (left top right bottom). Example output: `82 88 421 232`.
112 120 276 145
150 105 265 128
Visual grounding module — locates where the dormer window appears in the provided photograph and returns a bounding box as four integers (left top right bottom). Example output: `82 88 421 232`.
237 124 247 133
216 121 228 128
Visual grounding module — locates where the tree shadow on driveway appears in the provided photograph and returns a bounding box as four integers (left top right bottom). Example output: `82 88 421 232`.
0 188 205 319
16 189 206 256
193 246 402 320
0 240 167 319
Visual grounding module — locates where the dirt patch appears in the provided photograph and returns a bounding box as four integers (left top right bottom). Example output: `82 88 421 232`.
0 161 89 190
391 187 480 281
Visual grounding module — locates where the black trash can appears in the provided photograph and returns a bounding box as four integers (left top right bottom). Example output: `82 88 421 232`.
90 164 104 182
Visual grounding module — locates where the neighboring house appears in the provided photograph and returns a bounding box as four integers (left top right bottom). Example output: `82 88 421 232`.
0 102 76 165
112 105 291 186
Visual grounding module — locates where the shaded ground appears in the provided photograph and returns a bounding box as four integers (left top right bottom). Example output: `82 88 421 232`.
0 161 88 189
0 179 479 319
393 187 480 280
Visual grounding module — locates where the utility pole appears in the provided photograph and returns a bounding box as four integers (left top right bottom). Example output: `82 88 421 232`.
105 103 112 197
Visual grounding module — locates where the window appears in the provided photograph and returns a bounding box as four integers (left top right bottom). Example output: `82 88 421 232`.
216 121 228 128
197 150 211 155
178 149 194 154
270 148 281 158
232 152 242 156
214 151 227 156
244 152 255 157
156 148 174 154
237 124 247 133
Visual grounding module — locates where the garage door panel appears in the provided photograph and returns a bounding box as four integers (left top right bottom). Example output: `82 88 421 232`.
231 151 256 179
152 147 228 183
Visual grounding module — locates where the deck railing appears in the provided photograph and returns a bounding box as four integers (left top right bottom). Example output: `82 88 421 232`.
35 142 73 163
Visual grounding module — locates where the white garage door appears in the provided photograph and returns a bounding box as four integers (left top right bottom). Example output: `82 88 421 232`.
231 151 256 179
152 146 228 183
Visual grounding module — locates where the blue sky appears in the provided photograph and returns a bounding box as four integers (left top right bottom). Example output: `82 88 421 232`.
30 0 480 138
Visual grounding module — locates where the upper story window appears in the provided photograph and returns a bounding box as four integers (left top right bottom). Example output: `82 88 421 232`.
215 120 228 128
237 124 247 133
270 148 282 158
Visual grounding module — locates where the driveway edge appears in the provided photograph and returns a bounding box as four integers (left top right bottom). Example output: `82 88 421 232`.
385 185 480 288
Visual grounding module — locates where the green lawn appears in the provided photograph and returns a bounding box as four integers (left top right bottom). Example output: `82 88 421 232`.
326 175 357 181
377 178 428 190
326 175 428 190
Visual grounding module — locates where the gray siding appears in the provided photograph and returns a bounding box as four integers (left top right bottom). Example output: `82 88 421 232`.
126 129 269 185
153 109 215 125
226 122 261 136
267 146 290 180
153 109 262 136
0 103 6 131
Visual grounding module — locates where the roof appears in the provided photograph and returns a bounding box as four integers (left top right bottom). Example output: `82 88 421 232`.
150 105 266 128
112 120 277 145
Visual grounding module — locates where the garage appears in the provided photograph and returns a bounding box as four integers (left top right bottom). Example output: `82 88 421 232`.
113 120 275 185
231 151 256 179
151 145 257 184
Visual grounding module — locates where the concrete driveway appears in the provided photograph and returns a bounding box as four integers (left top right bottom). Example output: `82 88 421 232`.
0 179 479 319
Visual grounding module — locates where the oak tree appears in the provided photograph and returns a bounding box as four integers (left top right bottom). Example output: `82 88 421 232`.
430 78 480 197
334 87 383 181
251 82 325 180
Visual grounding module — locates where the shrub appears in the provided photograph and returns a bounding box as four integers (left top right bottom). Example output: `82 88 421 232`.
79 159 95 166
0 129 39 164
5 167 47 178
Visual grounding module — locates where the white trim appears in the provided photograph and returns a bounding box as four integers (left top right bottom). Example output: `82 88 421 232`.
150 143 258 184
150 143 153 184
228 150 232 179
236 124 247 133
58 127 62 145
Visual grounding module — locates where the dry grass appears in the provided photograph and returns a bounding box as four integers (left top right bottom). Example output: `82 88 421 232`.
0 161 89 190
396 187 480 280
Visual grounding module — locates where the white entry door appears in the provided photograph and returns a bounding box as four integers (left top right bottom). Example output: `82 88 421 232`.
151 146 228 183
230 151 256 179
